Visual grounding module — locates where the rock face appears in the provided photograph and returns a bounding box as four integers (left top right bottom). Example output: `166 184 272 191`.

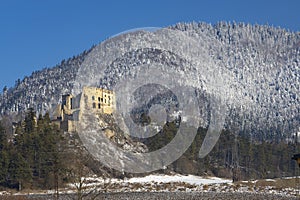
97 113 148 153
0 22 299 141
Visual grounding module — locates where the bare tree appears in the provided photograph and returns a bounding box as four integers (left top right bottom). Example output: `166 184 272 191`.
66 144 112 200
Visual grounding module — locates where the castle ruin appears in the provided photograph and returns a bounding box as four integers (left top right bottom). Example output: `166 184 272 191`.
52 86 115 132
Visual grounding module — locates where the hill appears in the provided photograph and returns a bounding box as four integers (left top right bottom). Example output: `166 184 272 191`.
1 22 299 141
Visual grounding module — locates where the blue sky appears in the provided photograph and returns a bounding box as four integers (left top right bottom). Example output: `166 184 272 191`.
0 0 299 90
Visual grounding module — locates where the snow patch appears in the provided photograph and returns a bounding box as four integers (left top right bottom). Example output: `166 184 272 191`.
125 174 231 186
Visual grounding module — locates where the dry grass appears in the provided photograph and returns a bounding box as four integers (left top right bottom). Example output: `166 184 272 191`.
236 177 300 190
1 177 299 199
257 178 299 189
0 196 29 200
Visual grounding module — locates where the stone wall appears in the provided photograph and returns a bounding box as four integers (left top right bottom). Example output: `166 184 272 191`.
82 86 115 114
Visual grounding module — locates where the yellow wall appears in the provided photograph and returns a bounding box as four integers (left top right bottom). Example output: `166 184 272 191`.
56 86 115 133
82 86 115 114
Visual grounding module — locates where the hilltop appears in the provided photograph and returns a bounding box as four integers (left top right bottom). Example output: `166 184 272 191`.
0 22 299 141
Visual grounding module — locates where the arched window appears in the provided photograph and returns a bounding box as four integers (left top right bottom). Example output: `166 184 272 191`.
92 96 95 101
92 102 96 108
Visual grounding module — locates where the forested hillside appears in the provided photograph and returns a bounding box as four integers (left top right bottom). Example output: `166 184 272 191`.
0 22 298 141
0 22 299 190
0 48 93 117
0 109 297 190
171 22 299 141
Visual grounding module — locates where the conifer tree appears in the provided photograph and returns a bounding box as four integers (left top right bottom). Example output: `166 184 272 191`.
0 122 9 186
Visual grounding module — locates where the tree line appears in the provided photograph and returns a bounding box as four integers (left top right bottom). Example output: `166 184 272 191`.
0 108 70 190
144 122 298 181
0 108 298 192
173 128 298 181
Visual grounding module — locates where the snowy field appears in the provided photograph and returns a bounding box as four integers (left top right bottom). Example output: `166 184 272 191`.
0 174 299 199
125 174 231 185
2 192 297 200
